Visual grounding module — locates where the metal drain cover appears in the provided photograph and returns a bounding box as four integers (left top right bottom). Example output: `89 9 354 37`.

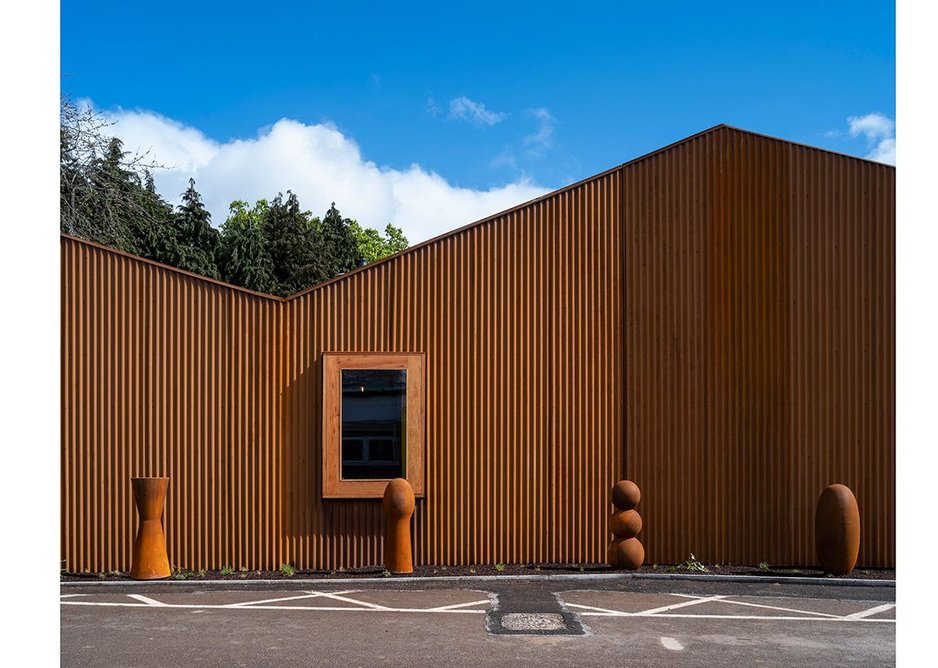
487 611 585 635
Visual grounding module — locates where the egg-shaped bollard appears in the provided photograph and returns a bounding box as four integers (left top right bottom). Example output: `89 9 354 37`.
130 477 171 580
815 483 860 576
383 478 416 574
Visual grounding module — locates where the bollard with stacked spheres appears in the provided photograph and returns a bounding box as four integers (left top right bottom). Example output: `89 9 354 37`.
607 480 644 570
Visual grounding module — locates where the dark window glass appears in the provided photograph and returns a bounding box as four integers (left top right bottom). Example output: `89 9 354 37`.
341 369 406 480
341 439 363 462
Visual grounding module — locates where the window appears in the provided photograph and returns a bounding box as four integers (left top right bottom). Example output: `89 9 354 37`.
321 353 425 498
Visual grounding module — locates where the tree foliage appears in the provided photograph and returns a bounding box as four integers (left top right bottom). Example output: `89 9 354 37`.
217 200 278 293
349 221 409 264
173 178 221 279
60 97 409 295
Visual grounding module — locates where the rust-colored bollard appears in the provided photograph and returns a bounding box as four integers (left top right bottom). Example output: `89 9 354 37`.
382 478 415 574
815 483 860 576
130 477 171 580
608 480 644 570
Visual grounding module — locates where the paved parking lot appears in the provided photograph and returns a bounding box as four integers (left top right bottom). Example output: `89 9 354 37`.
61 576 895 666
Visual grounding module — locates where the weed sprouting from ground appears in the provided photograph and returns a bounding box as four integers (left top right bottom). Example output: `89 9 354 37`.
681 553 708 573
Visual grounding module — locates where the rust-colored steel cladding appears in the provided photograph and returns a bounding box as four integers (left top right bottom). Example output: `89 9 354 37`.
383 479 415 574
60 125 894 572
815 484 860 576
610 510 642 539
130 477 171 580
611 480 641 510
624 127 894 567
608 538 645 570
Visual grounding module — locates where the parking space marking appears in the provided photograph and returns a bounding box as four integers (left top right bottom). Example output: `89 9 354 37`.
845 603 895 620
127 594 168 607
565 602 631 616
427 599 492 612
61 590 492 615
635 594 727 615
227 590 356 607
560 591 896 624
671 593 843 618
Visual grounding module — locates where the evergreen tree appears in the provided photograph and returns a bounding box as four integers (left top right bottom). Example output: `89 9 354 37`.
263 192 322 294
217 200 278 293
173 179 221 279
60 96 181 263
318 203 359 278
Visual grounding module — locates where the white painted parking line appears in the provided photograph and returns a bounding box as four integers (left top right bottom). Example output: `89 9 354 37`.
560 592 896 624
845 603 895 620
426 599 490 612
635 594 727 616
227 590 356 607
61 589 493 615
660 636 684 651
577 611 895 623
310 591 392 610
565 602 631 616
671 594 843 619
59 594 86 598
127 594 168 607
60 601 489 614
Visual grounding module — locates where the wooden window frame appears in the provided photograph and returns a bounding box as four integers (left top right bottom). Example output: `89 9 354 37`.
321 352 425 499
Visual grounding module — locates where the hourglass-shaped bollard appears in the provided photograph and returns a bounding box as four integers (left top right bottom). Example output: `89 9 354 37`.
383 478 415 574
130 477 172 580
608 480 644 570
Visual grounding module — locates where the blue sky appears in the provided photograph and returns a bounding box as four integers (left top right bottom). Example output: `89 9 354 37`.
61 0 895 242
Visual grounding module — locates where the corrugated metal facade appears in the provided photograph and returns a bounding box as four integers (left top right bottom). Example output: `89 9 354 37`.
624 128 895 567
61 126 895 573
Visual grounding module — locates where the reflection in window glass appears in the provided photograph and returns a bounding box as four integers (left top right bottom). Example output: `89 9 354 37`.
341 369 406 480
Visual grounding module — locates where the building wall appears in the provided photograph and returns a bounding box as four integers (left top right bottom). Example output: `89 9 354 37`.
624 128 895 567
60 126 894 573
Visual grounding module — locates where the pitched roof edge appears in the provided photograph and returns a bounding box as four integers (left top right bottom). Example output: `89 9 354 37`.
61 123 892 302
60 233 287 302
720 124 898 169
286 123 733 300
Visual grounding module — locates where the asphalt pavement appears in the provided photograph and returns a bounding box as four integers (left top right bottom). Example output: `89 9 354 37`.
61 574 895 667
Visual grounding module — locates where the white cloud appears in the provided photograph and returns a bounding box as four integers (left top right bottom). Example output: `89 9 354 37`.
847 112 896 165
523 107 556 157
448 96 507 126
866 137 896 164
96 106 550 244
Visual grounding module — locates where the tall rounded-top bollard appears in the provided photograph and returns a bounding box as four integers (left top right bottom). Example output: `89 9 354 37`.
382 478 415 574
815 483 860 576
608 479 644 570
130 477 171 580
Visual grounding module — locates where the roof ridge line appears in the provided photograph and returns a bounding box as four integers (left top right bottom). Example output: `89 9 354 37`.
62 123 891 301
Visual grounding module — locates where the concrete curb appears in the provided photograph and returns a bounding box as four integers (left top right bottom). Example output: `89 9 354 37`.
61 571 895 589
